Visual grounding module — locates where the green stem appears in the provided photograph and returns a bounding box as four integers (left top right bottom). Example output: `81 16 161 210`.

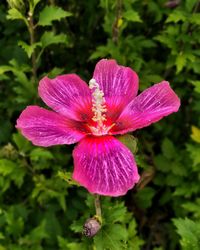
94 195 102 222
28 11 37 83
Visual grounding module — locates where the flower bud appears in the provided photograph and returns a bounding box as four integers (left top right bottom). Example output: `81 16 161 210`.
165 0 180 8
83 217 101 237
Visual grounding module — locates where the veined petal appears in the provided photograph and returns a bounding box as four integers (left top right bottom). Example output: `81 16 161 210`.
73 136 140 196
112 81 180 134
16 106 87 147
39 74 93 121
92 59 139 120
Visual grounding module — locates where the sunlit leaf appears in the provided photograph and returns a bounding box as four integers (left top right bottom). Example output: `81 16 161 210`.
38 6 72 26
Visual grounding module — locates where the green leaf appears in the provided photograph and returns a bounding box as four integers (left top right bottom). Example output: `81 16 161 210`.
0 159 25 188
30 148 53 162
40 31 68 48
166 10 187 23
117 134 138 154
176 53 186 73
191 126 200 143
187 144 200 167
185 0 197 12
135 187 156 209
7 8 25 21
47 67 65 78
31 0 41 11
190 13 200 25
190 80 200 93
38 6 72 26
94 224 128 250
173 218 200 250
23 219 49 243
12 132 32 153
123 10 142 23
154 155 171 173
58 171 79 186
0 232 4 240
18 41 41 58
0 65 13 75
0 159 16 176
161 138 176 160
182 199 200 218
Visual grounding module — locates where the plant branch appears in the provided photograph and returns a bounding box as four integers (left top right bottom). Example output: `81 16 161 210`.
112 0 122 44
28 11 37 83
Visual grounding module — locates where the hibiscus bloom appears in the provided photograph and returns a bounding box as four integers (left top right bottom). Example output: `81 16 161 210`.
16 59 180 196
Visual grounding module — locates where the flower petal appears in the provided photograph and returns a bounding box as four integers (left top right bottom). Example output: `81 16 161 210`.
112 81 180 134
73 135 140 196
16 106 87 147
39 74 93 121
93 59 139 120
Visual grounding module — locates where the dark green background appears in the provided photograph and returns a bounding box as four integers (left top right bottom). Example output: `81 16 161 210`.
0 0 200 249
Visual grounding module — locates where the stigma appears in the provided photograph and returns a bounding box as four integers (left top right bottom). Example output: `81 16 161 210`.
89 78 112 136
89 78 107 124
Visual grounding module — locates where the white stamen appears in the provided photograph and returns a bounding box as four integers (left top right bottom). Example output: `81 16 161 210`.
89 78 107 127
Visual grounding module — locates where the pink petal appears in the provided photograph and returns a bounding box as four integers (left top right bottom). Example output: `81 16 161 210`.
73 136 140 196
112 81 180 134
39 74 93 121
16 106 87 147
93 59 139 120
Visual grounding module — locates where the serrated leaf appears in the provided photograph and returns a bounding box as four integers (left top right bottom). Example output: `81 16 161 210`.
38 6 72 26
191 126 200 143
176 53 186 73
24 219 49 242
94 224 128 250
58 171 79 186
161 138 176 159
173 218 200 250
30 148 54 161
40 31 68 48
0 159 16 175
190 13 200 25
12 132 32 153
47 67 65 78
166 10 187 23
190 80 200 93
7 8 25 21
182 199 200 218
154 155 171 173
18 41 41 58
123 10 142 23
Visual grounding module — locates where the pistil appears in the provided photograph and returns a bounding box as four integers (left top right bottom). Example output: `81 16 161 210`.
88 78 115 136
89 79 107 133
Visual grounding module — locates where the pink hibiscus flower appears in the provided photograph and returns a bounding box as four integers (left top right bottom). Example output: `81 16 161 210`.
16 59 180 197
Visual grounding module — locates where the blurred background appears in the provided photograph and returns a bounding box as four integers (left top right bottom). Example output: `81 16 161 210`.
0 0 200 249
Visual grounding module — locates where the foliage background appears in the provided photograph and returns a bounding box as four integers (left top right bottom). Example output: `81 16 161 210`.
0 0 200 249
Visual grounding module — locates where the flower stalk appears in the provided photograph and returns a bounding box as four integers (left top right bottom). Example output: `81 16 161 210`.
94 194 102 222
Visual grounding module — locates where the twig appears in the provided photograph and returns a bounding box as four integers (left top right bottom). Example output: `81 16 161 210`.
112 0 122 44
94 194 102 220
28 11 37 83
